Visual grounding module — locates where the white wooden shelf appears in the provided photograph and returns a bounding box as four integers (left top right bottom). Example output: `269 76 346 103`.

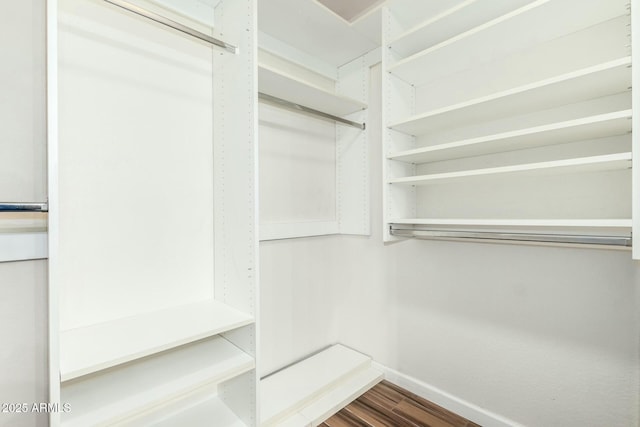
261 344 374 426
388 110 632 163
60 299 254 381
61 336 254 427
388 152 632 186
388 0 532 58
389 57 631 135
145 395 248 427
258 63 367 117
390 219 632 228
388 0 628 87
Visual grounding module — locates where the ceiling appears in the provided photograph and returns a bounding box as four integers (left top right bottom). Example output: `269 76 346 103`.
315 0 386 22
258 0 383 67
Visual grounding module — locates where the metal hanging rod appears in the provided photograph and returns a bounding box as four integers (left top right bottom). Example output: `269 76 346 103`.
103 0 237 54
258 93 366 130
0 202 49 213
390 226 632 247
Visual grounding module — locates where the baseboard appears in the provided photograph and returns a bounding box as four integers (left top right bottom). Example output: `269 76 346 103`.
372 362 524 427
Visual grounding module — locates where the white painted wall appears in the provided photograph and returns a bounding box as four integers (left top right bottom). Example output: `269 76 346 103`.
0 2 48 426
259 64 640 426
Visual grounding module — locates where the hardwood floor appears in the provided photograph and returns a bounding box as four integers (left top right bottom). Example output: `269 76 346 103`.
321 380 481 427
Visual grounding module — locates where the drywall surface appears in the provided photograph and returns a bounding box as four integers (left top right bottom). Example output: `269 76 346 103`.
0 2 49 426
259 64 640 426
0 261 48 427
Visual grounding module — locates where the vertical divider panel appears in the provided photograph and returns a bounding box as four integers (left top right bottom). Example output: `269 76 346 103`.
213 0 259 424
47 0 61 425
337 55 370 235
382 6 416 242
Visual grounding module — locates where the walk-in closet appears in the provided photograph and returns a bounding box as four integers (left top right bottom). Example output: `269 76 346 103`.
1 0 639 426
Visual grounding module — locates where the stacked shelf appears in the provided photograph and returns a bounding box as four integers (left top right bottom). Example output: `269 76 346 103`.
62 336 254 426
387 0 629 86
60 300 253 381
388 58 631 135
389 153 631 186
387 111 632 163
382 0 633 246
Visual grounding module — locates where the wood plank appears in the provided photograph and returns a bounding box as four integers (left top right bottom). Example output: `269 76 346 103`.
383 381 480 427
393 399 458 427
324 411 370 427
344 400 415 427
325 381 481 427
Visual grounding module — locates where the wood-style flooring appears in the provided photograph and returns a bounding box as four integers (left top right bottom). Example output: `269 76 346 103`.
321 380 481 427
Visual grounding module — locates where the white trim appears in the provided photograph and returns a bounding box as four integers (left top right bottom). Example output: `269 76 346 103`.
46 0 61 425
372 362 524 427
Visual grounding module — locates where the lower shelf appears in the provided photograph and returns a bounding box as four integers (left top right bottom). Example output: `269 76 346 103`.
61 335 254 427
261 344 383 427
144 394 247 427
61 299 254 381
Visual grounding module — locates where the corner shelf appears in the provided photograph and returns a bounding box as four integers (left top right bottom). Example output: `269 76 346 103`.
388 110 632 163
60 299 254 381
388 0 532 58
388 0 628 86
388 152 632 186
388 57 631 135
61 335 254 427
258 63 367 117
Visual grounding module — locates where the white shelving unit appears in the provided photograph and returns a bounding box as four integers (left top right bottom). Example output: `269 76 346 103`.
382 0 634 249
48 0 259 425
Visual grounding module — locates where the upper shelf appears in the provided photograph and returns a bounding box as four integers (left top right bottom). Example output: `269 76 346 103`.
60 299 254 381
389 57 632 135
258 63 367 117
388 0 532 58
61 335 254 427
387 0 628 87
388 110 632 164
388 152 632 186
